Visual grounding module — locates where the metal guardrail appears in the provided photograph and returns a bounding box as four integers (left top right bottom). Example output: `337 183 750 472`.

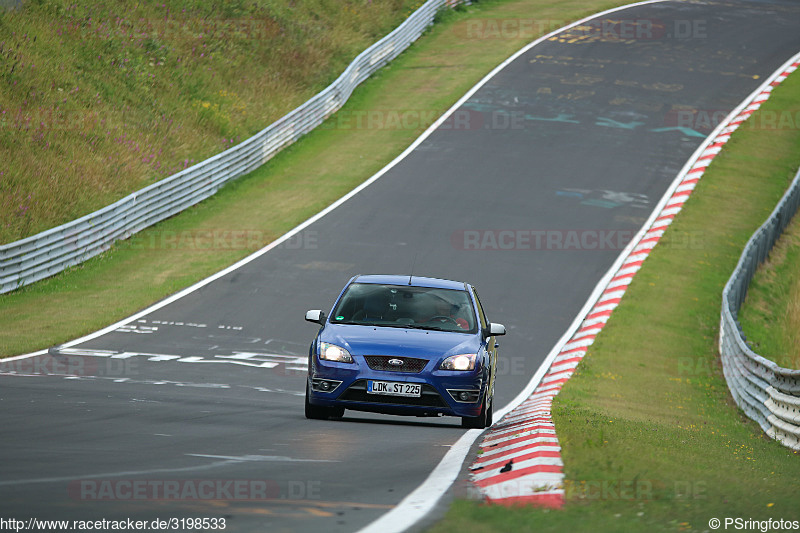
720 166 800 451
0 0 465 294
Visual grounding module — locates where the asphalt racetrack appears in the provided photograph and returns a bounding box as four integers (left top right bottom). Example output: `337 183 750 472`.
2 1 800 532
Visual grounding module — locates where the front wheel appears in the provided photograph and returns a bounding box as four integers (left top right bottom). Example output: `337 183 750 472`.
462 396 492 429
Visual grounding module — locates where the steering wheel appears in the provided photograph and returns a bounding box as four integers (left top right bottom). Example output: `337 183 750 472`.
428 315 458 325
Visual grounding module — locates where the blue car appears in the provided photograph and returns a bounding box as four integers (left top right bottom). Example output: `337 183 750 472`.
304 274 505 428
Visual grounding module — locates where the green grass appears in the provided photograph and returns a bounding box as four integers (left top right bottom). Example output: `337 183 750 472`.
0 0 629 356
738 211 800 369
430 43 800 533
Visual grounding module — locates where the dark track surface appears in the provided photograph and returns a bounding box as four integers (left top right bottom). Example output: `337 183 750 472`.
2 1 800 531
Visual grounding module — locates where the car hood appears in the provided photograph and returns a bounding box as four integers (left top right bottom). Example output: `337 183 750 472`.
320 323 480 359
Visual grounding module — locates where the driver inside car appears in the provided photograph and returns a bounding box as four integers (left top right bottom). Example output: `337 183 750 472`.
420 298 470 330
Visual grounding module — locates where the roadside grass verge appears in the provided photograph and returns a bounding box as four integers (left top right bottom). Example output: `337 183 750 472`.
430 47 800 533
0 0 628 356
738 212 800 369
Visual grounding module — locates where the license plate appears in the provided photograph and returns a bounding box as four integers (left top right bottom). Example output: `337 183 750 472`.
367 380 421 397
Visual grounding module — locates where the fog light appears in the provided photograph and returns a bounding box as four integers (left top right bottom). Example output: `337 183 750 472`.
447 389 480 403
311 378 342 393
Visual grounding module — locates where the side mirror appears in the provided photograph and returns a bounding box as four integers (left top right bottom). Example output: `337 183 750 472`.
305 309 326 325
487 322 506 337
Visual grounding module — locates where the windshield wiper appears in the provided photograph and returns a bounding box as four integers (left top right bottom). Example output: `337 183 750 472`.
339 321 448 331
361 322 433 330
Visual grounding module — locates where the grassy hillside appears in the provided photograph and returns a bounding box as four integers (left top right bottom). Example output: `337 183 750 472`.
0 0 421 243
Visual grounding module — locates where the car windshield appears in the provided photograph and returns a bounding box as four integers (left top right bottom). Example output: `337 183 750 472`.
330 283 477 333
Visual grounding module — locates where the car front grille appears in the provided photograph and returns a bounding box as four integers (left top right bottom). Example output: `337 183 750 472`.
339 380 447 407
363 355 428 373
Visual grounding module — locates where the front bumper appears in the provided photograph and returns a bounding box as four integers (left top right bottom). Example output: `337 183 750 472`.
307 357 486 418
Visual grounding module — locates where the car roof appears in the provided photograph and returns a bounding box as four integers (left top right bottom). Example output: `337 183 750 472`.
352 274 468 291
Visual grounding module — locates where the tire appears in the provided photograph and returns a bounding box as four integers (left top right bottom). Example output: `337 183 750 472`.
305 384 345 420
462 395 492 429
305 384 330 420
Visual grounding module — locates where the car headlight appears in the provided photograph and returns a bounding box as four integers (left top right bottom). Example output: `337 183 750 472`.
318 342 354 363
440 353 477 371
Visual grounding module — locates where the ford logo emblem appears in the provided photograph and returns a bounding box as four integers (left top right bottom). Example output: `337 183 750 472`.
388 358 404 366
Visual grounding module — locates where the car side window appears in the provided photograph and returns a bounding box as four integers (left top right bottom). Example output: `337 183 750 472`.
471 287 489 331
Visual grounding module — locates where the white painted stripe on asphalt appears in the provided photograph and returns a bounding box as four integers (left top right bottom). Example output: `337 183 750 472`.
472 446 562 469
606 277 634 290
541 370 574 383
474 437 562 460
471 456 564 482
481 427 558 446
622 252 650 263
549 362 581 375
501 402 552 416
614 264 642 277
570 327 602 341
484 422 555 438
552 352 585 364
580 315 611 328
590 302 619 314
